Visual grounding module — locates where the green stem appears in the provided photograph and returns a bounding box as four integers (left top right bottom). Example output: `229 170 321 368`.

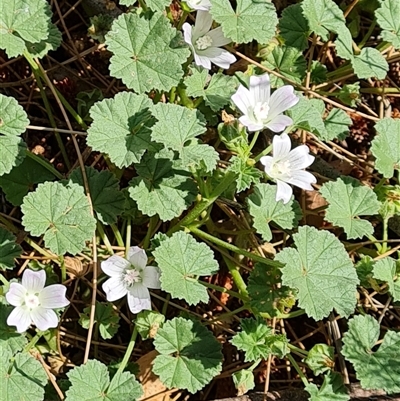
125 218 132 258
110 223 125 247
189 226 282 268
380 217 389 254
142 216 159 250
288 344 309 357
59 255 66 282
287 354 309 387
0 274 9 286
197 279 247 300
358 19 376 49
97 222 114 255
24 331 43 352
247 131 260 155
254 144 272 162
177 10 189 30
177 84 193 108
222 256 248 297
26 151 64 180
116 326 138 375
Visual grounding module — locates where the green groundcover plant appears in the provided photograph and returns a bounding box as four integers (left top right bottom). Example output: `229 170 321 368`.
1 0 400 399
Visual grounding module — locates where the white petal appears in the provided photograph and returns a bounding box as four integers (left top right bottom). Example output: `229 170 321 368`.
266 115 293 133
272 133 291 159
239 115 263 132
193 11 213 39
187 0 211 11
287 145 315 170
260 155 273 172
276 180 293 204
286 170 316 191
127 246 148 270
205 47 236 69
31 307 59 331
102 276 127 302
268 85 299 119
182 23 193 46
142 266 161 289
231 85 253 115
249 74 270 106
22 269 46 292
7 306 31 333
207 27 231 47
194 53 212 69
39 285 70 309
101 255 130 277
127 285 151 314
6 283 26 307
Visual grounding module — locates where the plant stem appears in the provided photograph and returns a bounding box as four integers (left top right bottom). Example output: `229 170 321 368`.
177 10 189 30
110 223 125 247
287 354 309 387
247 131 260 155
97 222 114 255
142 216 159 250
26 151 64 180
59 255 66 282
116 326 138 375
222 256 248 297
0 274 9 286
254 144 272 162
197 279 247 300
125 217 132 258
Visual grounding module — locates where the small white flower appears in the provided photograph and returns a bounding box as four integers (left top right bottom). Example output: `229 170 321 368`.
231 73 299 132
102 246 161 314
260 133 316 204
182 11 236 70
186 0 211 11
6 269 70 333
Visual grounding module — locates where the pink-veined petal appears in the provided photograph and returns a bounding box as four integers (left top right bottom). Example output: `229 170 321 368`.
101 255 130 277
193 11 213 39
276 180 293 204
31 307 59 331
6 283 26 307
142 266 161 289
249 74 270 106
7 306 31 333
127 246 148 270
266 115 293 133
260 155 274 173
127 285 151 314
268 85 299 119
239 115 264 132
22 269 46 293
182 23 193 46
194 53 212 69
287 145 315 170
39 285 69 309
207 27 231 47
286 170 316 191
272 133 291 159
232 85 252 115
202 47 236 69
102 276 127 302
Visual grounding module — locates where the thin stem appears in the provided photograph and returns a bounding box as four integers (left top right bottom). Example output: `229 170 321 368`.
254 144 272 162
222 256 248 297
0 274 9 286
197 279 246 300
380 217 389 254
116 326 138 375
110 223 125 247
288 344 309 356
97 222 114 255
287 354 309 387
177 10 189 30
26 151 64 180
125 217 132 258
247 131 260 155
142 216 159 250
59 255 66 282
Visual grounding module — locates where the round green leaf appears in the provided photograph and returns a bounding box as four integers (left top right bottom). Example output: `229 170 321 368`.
0 227 22 270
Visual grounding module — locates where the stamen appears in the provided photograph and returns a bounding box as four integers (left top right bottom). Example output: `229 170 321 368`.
196 35 213 50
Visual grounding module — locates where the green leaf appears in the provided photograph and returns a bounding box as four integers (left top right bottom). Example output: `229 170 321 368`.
135 310 165 340
342 315 400 394
338 83 361 107
0 227 21 270
26 23 62 58
335 27 353 61
376 184 400 219
0 346 48 401
231 317 288 362
320 177 381 239
21 181 96 255
105 12 189 93
0 0 51 58
310 60 328 84
247 183 302 242
151 102 218 172
373 257 400 301
153 231 218 305
355 256 376 289
87 92 157 168
302 0 345 40
0 305 27 354
69 167 125 225
210 0 278 44
146 0 171 11
247 263 295 317
323 109 352 141
262 46 307 87
79 302 120 340
306 371 349 401
228 156 262 192
0 155 55 205
376 0 400 50
185 67 238 112
0 94 29 176
352 47 389 80
153 317 223 394
304 344 335 376
276 226 359 320
218 120 249 156
65 359 143 401
232 369 255 396
128 149 197 221
279 3 309 51
371 118 400 178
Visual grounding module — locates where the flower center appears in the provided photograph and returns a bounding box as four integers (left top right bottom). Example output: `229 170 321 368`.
25 294 40 309
253 101 270 122
123 269 142 287
270 159 291 178
196 35 213 50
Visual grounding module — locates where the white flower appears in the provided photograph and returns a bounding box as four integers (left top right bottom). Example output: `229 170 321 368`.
260 133 316 204
231 73 299 132
186 0 211 11
182 11 236 70
102 246 161 314
6 269 70 333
